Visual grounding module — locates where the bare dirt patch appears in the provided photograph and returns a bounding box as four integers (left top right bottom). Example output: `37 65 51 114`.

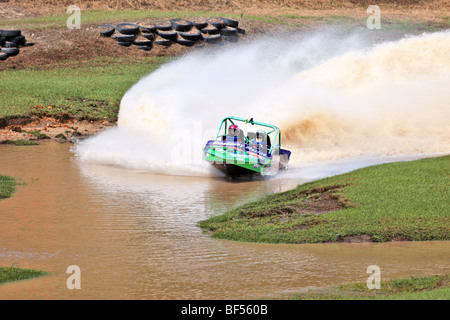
0 114 115 143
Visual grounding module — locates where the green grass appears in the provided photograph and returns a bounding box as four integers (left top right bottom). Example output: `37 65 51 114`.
0 56 171 121
0 175 16 200
0 9 240 30
286 274 449 300
199 155 450 244
0 266 48 285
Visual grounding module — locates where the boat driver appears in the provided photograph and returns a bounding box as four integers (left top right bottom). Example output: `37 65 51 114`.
250 130 268 153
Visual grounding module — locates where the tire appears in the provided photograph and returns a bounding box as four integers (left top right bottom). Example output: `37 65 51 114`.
137 46 152 51
170 19 193 32
140 33 154 40
193 21 208 29
9 35 26 45
0 29 21 37
0 53 8 61
111 34 136 42
220 27 238 36
133 39 153 46
236 27 246 35
178 30 203 41
116 41 132 47
1 47 20 56
154 21 173 31
200 27 219 35
96 25 115 37
176 38 195 47
157 30 178 41
0 36 5 46
206 18 225 30
204 34 222 44
116 23 140 35
140 25 157 33
24 42 35 47
154 38 172 47
221 17 239 28
4 42 18 48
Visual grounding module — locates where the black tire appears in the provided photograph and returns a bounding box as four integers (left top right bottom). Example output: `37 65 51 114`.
200 27 219 35
116 41 132 47
116 23 140 35
236 27 246 35
154 20 173 31
4 42 18 48
204 34 222 44
221 18 239 28
137 46 152 51
176 38 196 47
133 39 153 46
157 30 178 41
178 30 203 41
139 25 157 33
170 19 193 32
0 29 21 38
0 36 5 46
96 25 115 37
193 21 208 29
140 33 155 40
24 42 35 47
1 47 20 56
206 18 225 30
154 38 172 47
111 34 136 42
0 53 8 61
9 35 26 45
220 27 238 36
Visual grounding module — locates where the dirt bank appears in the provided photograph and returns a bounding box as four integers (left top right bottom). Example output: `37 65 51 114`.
0 114 114 143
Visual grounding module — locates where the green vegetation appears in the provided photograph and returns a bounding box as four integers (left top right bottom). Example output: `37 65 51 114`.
1 139 38 146
0 175 16 200
0 266 48 285
0 57 170 121
286 274 449 300
199 155 450 244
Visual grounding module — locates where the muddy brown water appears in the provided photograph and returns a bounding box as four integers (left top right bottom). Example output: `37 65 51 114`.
0 142 448 299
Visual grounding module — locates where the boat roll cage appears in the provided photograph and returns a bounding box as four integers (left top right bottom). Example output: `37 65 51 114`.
215 116 281 154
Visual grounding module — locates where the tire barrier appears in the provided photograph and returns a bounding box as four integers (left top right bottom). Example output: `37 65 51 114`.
0 29 34 62
97 17 245 52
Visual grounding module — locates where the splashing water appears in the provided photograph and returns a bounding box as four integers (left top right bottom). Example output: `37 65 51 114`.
73 30 450 176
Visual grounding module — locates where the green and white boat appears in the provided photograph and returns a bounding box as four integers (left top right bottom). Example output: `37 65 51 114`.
203 116 291 177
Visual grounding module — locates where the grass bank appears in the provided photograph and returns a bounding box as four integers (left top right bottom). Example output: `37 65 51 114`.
0 266 48 285
0 56 171 121
0 175 16 200
285 274 449 300
199 155 450 243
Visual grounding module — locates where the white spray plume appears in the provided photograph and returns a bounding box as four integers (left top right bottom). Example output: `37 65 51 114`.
74 30 450 176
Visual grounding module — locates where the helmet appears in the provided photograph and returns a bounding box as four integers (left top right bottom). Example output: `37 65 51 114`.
228 124 239 136
256 130 266 142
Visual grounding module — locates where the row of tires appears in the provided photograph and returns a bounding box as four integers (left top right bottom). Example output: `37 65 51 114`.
0 29 35 61
97 17 246 50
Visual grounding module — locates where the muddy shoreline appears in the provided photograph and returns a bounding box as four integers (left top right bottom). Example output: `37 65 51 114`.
0 114 115 143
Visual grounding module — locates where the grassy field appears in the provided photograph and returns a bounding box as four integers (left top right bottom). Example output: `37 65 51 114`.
0 175 16 200
199 155 450 243
0 266 48 285
0 56 171 121
285 274 449 300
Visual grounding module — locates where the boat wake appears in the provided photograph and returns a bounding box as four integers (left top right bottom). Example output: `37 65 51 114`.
73 29 450 178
